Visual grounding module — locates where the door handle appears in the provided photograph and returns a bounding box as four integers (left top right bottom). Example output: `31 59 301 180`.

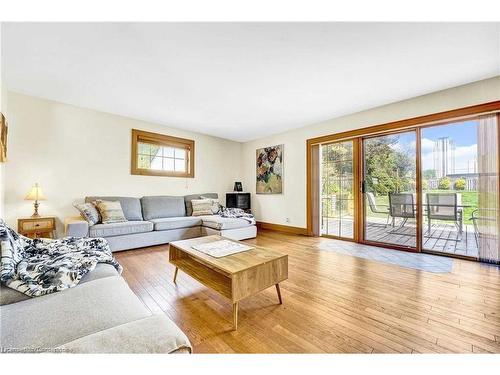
361 181 366 193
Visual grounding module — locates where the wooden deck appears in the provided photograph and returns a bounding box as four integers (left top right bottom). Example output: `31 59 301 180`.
115 229 500 353
322 218 478 258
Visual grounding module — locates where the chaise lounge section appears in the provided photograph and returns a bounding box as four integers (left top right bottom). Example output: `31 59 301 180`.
0 264 192 353
65 193 256 252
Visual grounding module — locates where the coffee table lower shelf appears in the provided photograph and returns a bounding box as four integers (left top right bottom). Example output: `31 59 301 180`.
169 239 288 330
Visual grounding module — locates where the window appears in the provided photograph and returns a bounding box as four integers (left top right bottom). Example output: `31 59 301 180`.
131 129 194 177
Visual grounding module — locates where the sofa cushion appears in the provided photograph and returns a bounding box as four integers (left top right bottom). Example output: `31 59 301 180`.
141 196 186 220
184 193 218 216
0 276 150 349
0 263 120 306
89 221 153 237
200 215 253 230
58 314 192 353
85 196 143 221
150 216 202 231
0 285 29 306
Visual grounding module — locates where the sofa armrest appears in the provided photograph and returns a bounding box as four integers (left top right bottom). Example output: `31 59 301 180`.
64 216 89 237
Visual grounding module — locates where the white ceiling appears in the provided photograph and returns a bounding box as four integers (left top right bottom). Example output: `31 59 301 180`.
3 22 499 142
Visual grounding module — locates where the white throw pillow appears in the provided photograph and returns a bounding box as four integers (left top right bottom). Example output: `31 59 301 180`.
191 199 213 216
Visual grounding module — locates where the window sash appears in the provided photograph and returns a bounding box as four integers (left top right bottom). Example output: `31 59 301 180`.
131 129 194 177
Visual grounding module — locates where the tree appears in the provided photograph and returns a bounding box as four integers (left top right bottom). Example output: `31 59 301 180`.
454 178 466 190
364 135 415 196
438 177 451 190
422 179 428 190
423 169 436 179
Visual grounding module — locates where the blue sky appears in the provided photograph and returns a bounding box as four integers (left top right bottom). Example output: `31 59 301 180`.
383 120 479 174
421 120 478 173
421 120 478 147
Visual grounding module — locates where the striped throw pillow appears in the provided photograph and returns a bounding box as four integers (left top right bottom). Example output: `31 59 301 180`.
93 200 127 224
191 199 213 216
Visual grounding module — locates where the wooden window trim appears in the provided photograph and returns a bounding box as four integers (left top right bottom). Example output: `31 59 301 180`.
307 101 500 146
131 129 195 178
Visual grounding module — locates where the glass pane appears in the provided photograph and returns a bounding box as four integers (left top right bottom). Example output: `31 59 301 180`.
363 131 417 248
174 148 186 159
421 120 481 258
150 155 163 170
150 145 161 157
138 142 151 155
340 179 353 199
163 158 174 171
320 140 354 239
476 115 499 263
175 159 186 172
137 154 151 169
340 161 353 176
163 147 174 158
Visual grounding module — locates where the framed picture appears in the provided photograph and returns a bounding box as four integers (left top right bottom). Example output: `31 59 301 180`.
233 181 243 192
256 144 283 194
0 113 7 163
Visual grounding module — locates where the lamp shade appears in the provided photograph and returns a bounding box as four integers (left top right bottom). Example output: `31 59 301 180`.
25 183 46 201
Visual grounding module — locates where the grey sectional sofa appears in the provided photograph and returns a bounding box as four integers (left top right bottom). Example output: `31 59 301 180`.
65 193 257 252
0 264 191 353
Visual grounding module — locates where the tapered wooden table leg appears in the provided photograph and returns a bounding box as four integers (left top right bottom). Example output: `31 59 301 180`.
275 284 283 304
233 302 239 330
173 267 179 283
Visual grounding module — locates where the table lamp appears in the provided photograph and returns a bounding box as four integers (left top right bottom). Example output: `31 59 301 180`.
25 183 46 217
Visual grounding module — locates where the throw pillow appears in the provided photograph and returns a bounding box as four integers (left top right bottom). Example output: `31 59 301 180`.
191 198 213 216
93 200 127 224
201 196 221 214
73 202 101 225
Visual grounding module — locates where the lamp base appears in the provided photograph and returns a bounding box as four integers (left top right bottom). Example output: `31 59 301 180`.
31 201 40 217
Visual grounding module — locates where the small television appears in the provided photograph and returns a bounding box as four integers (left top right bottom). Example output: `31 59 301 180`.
226 192 251 211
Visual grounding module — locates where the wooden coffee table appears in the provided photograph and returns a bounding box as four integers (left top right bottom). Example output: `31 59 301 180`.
169 235 288 330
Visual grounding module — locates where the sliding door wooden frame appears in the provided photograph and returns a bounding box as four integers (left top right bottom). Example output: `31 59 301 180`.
497 113 500 263
306 101 500 255
307 101 500 146
353 138 361 242
415 129 423 253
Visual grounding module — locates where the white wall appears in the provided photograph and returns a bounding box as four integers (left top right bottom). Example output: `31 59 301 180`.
3 92 242 234
241 76 500 228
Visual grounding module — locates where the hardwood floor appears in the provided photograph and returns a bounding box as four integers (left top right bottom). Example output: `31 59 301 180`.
114 229 500 353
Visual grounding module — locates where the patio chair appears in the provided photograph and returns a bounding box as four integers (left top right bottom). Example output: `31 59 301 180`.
470 208 497 247
365 192 390 227
388 192 415 227
426 193 462 234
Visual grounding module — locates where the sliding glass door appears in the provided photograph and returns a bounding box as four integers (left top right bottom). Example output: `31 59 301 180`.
311 107 499 263
420 116 499 262
362 131 417 249
320 140 355 239
420 120 479 257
